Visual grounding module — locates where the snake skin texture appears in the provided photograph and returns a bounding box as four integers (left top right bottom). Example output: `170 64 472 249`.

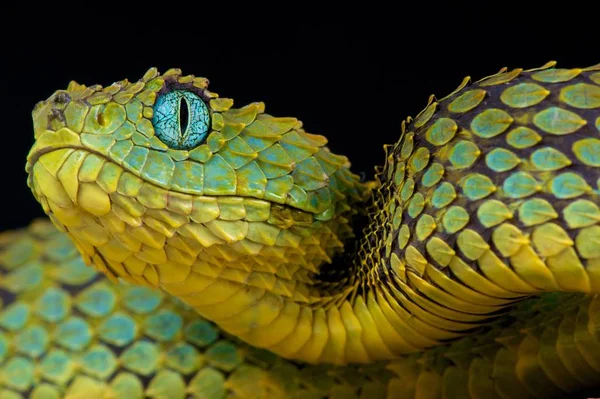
0 61 597 397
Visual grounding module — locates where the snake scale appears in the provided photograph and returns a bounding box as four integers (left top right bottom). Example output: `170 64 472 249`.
0 61 599 398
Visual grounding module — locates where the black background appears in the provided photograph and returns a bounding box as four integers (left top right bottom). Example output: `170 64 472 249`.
2 11 598 230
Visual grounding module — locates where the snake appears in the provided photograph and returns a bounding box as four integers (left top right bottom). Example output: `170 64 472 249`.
1 61 599 398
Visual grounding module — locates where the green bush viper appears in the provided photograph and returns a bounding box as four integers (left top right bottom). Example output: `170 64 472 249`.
0 61 599 397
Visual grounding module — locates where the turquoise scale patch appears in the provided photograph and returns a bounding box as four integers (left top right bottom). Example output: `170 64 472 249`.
165 343 202 374
185 320 219 347
97 312 137 347
531 147 571 171
500 83 549 108
3 263 43 293
144 310 183 342
409 147 430 172
0 357 34 391
421 163 444 187
132 131 150 147
46 235 78 261
485 148 520 172
264 175 294 203
532 68 581 83
519 199 558 226
533 107 586 135
76 282 117 318
123 146 150 174
449 141 480 169
113 120 136 140
108 140 134 164
55 257 97 286
80 344 118 379
245 136 279 153
205 341 243 372
0 302 30 331
123 286 163 314
431 182 456 208
550 172 590 199
204 154 236 195
506 126 541 149
121 341 160 376
503 172 539 199
35 287 71 323
286 184 307 209
573 138 600 167
461 174 496 200
171 161 204 195
257 144 294 179
292 157 327 191
280 141 314 163
305 187 332 214
560 83 600 109
219 137 256 169
470 108 513 138
54 317 92 351
39 349 74 385
235 161 267 198
15 325 48 358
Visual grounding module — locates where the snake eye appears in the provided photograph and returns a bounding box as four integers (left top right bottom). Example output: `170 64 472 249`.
152 90 210 150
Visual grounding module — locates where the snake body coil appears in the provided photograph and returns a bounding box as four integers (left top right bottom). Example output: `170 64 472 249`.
0 62 599 397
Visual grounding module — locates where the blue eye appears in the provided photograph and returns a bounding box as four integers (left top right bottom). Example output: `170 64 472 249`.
152 90 210 150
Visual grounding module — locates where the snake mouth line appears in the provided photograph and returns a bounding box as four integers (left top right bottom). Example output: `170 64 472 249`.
27 144 318 222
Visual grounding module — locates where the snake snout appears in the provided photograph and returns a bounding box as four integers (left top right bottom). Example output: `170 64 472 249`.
31 90 72 139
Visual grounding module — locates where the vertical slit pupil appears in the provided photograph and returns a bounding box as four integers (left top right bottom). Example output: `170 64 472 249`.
179 97 189 135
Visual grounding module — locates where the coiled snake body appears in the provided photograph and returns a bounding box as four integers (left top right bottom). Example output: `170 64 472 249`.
0 62 599 397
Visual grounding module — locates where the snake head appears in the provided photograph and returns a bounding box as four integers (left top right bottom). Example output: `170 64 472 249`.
28 68 366 217
26 68 367 292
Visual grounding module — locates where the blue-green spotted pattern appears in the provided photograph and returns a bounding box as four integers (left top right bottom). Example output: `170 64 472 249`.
374 64 600 303
0 221 395 398
11 221 596 398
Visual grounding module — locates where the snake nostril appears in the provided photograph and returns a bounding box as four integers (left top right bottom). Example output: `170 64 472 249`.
48 109 65 123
